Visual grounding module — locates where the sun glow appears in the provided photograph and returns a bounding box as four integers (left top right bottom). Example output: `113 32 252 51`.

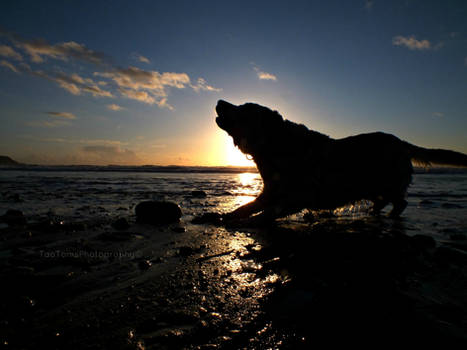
225 140 256 167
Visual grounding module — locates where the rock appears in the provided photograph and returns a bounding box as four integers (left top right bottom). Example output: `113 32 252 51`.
1 209 26 226
135 201 182 225
112 217 130 230
191 190 207 198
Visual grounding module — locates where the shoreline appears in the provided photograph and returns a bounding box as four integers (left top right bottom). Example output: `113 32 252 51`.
1 211 467 348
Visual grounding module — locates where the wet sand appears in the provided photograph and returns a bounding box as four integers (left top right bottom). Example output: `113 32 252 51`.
1 211 467 349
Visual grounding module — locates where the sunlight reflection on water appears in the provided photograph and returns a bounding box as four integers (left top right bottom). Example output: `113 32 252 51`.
222 172 263 213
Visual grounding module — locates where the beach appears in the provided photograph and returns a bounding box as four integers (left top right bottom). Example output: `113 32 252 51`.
1 167 467 348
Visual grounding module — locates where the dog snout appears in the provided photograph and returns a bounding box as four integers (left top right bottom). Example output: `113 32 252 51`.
216 100 236 116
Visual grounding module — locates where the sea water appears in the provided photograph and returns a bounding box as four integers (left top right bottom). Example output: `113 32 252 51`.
0 166 466 244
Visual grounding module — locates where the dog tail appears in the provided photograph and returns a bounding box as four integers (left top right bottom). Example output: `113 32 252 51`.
405 143 467 167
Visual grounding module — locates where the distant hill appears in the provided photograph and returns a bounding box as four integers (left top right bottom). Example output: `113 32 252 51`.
0 155 21 166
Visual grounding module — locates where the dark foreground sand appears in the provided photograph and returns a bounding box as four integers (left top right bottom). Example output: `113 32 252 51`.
1 211 467 349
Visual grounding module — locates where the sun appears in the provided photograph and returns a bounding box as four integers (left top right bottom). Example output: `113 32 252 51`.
225 139 256 167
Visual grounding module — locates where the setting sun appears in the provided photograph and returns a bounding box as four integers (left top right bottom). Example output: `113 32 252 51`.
225 139 256 167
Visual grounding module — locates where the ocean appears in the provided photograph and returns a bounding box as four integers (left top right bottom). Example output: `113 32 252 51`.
1 166 466 244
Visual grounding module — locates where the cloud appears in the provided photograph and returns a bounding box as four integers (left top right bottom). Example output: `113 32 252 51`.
34 137 127 146
0 60 20 73
0 45 23 60
392 35 432 50
133 53 150 64
9 35 109 65
33 71 114 97
118 88 156 104
252 64 277 81
433 112 444 118
46 111 76 119
25 110 76 128
25 119 71 128
107 103 124 111
81 145 141 165
191 78 222 92
1 30 220 108
257 71 277 81
96 66 220 107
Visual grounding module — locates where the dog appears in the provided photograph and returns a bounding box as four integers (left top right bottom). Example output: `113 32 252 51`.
215 100 467 222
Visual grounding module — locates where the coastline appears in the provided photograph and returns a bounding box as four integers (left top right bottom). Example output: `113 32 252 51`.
1 209 467 348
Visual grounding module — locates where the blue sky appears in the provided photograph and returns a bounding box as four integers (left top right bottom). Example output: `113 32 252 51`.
0 0 466 165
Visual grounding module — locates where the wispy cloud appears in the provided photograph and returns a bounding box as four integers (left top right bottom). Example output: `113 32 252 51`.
118 88 157 105
25 110 76 128
34 137 127 146
34 71 114 97
252 64 277 81
1 30 221 108
25 119 72 128
0 60 20 73
433 112 444 118
107 103 124 111
133 53 150 64
81 145 141 164
96 66 220 107
7 33 109 65
0 45 23 61
392 35 432 50
191 78 222 92
46 111 76 119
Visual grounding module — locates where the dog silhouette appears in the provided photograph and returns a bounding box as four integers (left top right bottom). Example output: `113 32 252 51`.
215 100 467 222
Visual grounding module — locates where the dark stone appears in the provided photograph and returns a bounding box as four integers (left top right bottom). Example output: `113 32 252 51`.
112 217 130 230
135 201 182 225
191 190 207 198
1 209 26 226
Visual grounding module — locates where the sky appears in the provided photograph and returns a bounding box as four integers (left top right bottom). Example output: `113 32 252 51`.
0 0 466 166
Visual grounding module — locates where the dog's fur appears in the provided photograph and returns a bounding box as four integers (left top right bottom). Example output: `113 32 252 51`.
215 100 467 221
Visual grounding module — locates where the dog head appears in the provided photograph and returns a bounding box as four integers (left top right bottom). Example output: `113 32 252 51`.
215 100 283 155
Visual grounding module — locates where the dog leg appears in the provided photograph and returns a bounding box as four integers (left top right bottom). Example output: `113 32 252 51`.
223 196 265 220
370 197 389 215
389 199 408 217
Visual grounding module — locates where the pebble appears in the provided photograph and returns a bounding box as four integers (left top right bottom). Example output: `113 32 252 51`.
135 201 182 225
1 209 26 226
